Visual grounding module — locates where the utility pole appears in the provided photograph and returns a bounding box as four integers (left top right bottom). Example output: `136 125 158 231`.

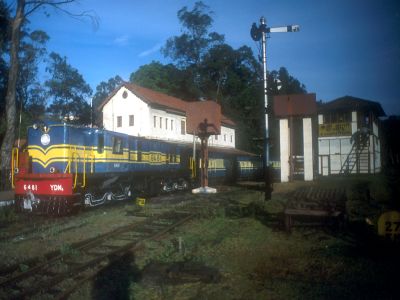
251 17 299 200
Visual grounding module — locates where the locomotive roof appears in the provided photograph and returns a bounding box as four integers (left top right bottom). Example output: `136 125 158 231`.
99 82 235 127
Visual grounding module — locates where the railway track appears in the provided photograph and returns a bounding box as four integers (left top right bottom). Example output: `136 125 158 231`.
0 210 194 299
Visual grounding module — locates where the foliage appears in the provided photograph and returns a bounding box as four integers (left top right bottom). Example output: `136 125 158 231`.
130 2 308 154
162 1 224 99
130 61 196 100
45 52 92 124
0 0 96 185
162 1 224 68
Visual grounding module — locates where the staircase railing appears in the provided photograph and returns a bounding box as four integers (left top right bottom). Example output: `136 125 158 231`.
339 129 370 174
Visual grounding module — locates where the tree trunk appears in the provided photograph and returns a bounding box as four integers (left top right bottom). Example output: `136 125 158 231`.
0 0 24 190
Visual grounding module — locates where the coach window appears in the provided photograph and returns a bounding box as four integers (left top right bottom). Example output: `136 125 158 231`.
137 141 142 162
169 147 176 163
117 116 122 128
112 136 123 154
97 133 104 153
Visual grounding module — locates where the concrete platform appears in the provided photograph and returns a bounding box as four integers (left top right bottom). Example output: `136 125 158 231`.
0 190 15 207
0 190 14 201
192 186 217 194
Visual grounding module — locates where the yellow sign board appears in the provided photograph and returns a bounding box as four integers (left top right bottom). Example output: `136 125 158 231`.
378 211 400 241
136 197 146 207
318 122 352 137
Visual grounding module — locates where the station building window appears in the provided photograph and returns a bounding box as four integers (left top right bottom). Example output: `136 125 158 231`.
181 120 186 135
129 115 134 126
117 116 122 127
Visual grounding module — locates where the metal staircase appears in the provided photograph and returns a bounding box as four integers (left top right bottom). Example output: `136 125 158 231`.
339 128 370 174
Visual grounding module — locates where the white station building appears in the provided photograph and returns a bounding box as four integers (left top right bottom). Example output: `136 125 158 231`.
99 83 236 148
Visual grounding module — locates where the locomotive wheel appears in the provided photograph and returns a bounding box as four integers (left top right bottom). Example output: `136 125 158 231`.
124 186 132 200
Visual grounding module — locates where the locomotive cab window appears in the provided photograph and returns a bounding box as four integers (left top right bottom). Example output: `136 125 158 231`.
97 133 104 153
112 136 123 154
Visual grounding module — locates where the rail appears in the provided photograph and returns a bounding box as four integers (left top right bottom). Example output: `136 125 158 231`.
0 211 194 299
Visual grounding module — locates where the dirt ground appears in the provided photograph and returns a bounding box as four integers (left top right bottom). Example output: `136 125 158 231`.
1 173 400 299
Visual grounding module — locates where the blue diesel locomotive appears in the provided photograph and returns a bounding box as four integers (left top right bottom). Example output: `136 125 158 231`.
12 122 262 214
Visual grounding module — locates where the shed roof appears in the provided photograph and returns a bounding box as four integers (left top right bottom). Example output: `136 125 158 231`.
318 95 386 117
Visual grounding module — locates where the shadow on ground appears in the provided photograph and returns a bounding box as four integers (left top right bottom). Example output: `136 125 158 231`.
92 252 141 300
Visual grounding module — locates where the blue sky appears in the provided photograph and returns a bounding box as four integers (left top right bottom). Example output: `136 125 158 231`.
19 0 400 115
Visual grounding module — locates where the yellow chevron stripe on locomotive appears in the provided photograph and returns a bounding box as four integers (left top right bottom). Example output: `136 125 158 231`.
28 143 180 168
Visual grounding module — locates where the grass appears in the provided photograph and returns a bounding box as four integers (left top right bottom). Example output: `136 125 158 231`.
0 205 18 224
127 214 399 299
4 173 399 299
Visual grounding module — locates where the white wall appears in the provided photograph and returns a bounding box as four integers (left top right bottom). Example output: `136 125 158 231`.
280 119 290 182
209 126 235 148
103 87 150 136
103 87 235 148
351 111 357 134
303 118 313 181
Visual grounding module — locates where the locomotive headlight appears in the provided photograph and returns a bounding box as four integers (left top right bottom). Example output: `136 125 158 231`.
41 133 50 146
33 123 38 130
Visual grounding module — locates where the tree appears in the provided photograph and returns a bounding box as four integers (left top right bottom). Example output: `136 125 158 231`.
162 1 224 98
92 75 123 126
45 52 92 124
130 61 196 100
0 0 96 188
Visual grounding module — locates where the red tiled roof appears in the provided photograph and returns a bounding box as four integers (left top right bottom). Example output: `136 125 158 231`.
99 82 236 126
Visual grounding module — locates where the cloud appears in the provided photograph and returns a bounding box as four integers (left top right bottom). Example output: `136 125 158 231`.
113 35 130 46
138 43 163 57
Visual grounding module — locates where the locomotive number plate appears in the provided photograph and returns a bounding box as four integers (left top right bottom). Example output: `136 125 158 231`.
23 184 38 191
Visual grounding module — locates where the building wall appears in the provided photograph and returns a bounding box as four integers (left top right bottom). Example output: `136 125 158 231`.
303 118 313 181
102 87 235 148
279 119 290 182
103 87 150 136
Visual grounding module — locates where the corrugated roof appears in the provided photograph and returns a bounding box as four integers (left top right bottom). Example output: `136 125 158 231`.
318 95 386 117
99 82 235 126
